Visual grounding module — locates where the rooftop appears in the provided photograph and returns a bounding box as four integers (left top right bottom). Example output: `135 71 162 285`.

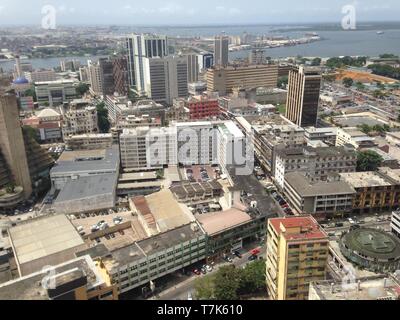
340 171 393 188
196 208 252 235
285 172 356 197
8 215 85 266
269 216 328 242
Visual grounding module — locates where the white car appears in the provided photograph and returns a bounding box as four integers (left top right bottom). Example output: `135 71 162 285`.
206 265 213 272
348 218 355 224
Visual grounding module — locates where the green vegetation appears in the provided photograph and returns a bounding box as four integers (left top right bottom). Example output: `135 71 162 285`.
323 74 336 82
342 77 354 88
326 56 367 69
357 123 390 134
311 57 322 66
357 150 384 172
24 87 37 102
194 260 267 300
277 104 286 114
156 169 164 179
96 102 110 133
356 81 365 91
76 82 90 96
367 64 400 80
5 182 16 194
372 89 387 99
379 53 399 59
277 76 288 89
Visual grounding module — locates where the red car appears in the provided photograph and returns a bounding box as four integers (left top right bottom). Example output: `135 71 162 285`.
193 269 201 275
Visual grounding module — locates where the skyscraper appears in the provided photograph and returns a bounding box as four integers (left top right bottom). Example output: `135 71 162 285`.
214 35 229 67
99 58 115 96
88 60 103 96
285 66 322 128
0 86 32 198
266 215 329 300
201 53 214 70
126 34 168 94
142 56 188 105
185 54 199 83
112 56 129 96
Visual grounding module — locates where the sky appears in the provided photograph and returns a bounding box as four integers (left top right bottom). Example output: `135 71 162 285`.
0 0 399 26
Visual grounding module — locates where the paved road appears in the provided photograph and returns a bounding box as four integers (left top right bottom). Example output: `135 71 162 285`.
150 244 266 301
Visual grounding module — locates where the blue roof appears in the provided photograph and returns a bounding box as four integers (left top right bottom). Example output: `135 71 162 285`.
13 77 29 84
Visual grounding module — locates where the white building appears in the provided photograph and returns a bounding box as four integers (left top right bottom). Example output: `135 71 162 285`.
25 69 57 83
391 210 400 239
34 80 77 107
61 104 99 137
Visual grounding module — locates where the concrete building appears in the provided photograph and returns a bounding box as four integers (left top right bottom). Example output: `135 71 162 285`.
188 81 207 96
35 80 77 107
99 57 115 96
0 88 32 200
339 228 400 273
249 49 266 65
0 255 118 300
214 35 229 67
206 64 278 96
166 99 190 122
283 172 356 218
186 94 221 120
61 101 99 137
8 215 87 276
60 59 81 72
274 146 357 190
142 55 188 105
304 127 337 146
22 108 62 142
25 69 57 83
285 66 322 128
266 216 329 300
336 127 376 149
88 60 103 96
309 274 400 300
340 168 400 214
112 55 129 96
64 133 113 150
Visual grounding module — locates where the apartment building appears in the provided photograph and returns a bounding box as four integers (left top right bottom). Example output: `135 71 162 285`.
64 133 113 150
112 56 129 96
336 127 376 149
88 60 103 96
266 216 329 300
340 167 400 214
186 94 221 120
206 64 278 96
61 102 99 137
274 146 357 190
25 69 57 83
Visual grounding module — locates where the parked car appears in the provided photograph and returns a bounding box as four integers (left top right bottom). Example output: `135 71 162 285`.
193 269 201 275
234 251 242 259
248 255 258 261
206 265 213 272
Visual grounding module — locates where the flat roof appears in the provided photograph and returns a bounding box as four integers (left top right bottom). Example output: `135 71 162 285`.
51 146 119 175
55 173 118 202
269 216 328 241
340 172 393 188
9 215 85 265
119 172 157 182
285 172 356 197
196 208 252 235
144 189 194 232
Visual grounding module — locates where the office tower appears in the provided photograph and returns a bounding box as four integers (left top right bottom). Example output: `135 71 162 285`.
266 216 329 300
126 34 168 93
112 56 129 96
99 58 115 96
143 56 188 105
186 54 199 83
25 69 57 83
0 87 32 198
214 35 229 67
88 60 103 96
206 64 278 96
60 59 81 72
285 66 322 128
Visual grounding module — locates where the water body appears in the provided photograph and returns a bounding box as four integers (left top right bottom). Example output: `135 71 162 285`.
1 25 400 71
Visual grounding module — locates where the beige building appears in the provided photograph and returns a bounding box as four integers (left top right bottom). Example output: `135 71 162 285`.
206 64 278 96
266 216 329 300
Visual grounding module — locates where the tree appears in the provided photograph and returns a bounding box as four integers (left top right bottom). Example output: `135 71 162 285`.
356 81 365 91
277 76 288 89
238 259 266 295
24 87 37 102
311 57 322 66
357 150 383 172
76 82 90 96
194 274 215 300
96 102 110 133
373 90 385 99
342 77 354 88
213 265 241 300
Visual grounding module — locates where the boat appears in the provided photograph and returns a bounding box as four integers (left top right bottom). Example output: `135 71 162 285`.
377 31 385 35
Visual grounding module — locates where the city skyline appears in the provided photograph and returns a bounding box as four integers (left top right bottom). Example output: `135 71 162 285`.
0 0 400 25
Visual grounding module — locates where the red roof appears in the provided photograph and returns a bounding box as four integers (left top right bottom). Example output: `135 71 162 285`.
269 216 327 241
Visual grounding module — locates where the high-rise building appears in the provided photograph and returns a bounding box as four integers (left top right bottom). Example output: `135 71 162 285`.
0 87 32 199
249 49 266 65
199 53 214 71
99 58 115 96
25 69 57 83
285 66 322 128
88 60 103 96
206 64 278 96
112 56 129 96
126 34 168 94
142 56 188 105
185 54 199 83
214 35 229 67
266 215 329 300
